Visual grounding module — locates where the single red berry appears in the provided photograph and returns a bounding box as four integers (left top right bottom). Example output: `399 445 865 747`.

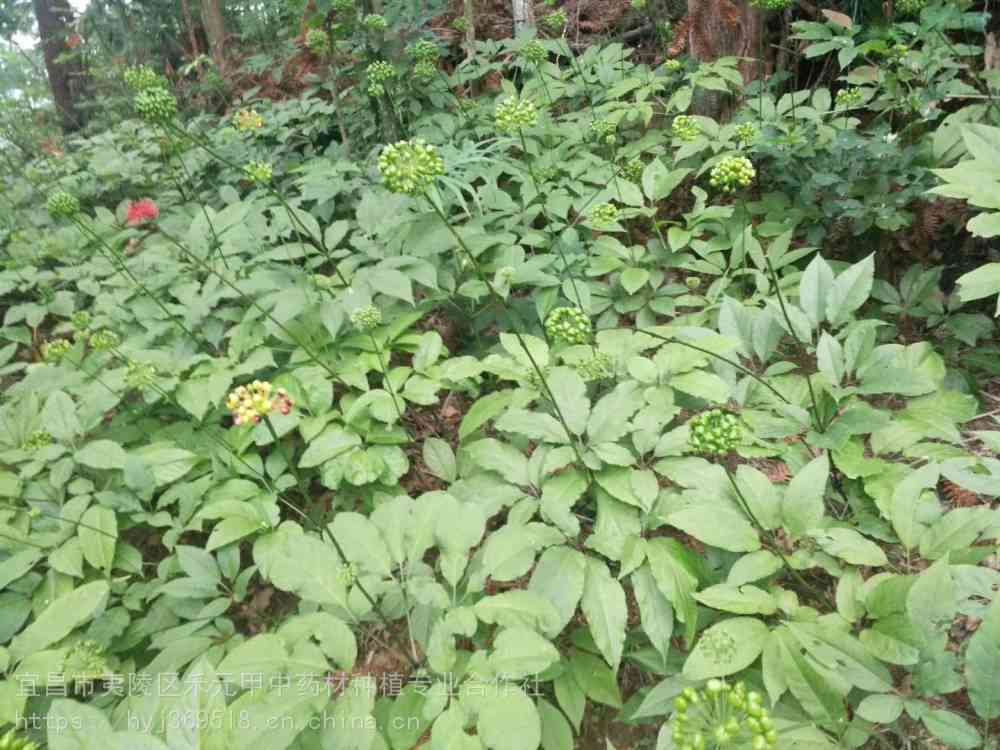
126 198 159 226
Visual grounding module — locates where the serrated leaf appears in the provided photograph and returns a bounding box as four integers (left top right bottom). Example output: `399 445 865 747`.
683 617 769 680
581 558 627 670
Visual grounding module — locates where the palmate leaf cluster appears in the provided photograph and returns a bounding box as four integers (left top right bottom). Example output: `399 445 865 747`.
0 3 998 750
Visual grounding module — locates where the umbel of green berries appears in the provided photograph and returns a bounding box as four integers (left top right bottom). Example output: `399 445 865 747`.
895 0 926 15
664 59 682 73
521 39 547 65
495 96 538 134
709 155 755 193
47 190 79 219
123 65 165 93
306 28 328 55
364 13 387 31
89 329 121 352
42 338 72 361
134 87 177 123
0 728 39 750
366 60 396 96
749 0 792 10
545 306 592 346
590 119 617 144
835 87 864 110
244 160 273 184
125 360 157 388
22 430 53 452
734 122 757 147
543 9 567 32
378 139 445 196
688 409 743 455
577 351 614 382
623 158 644 183
350 305 383 330
411 39 440 64
672 114 700 142
414 60 437 81
590 202 620 226
671 681 777 750
64 639 111 681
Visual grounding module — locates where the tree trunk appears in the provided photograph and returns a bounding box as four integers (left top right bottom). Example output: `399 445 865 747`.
200 0 227 70
180 0 202 58
685 0 762 119
32 0 85 132
512 0 535 36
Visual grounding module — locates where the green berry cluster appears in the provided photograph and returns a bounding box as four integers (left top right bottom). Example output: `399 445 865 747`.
671 681 777 750
134 87 177 123
125 360 157 388
0 728 39 750
521 39 547 65
123 65 166 93
543 9 567 32
622 158 644 183
687 409 743 455
378 139 445 195
332 0 354 14
590 119 617 144
577 352 614 382
495 96 538 134
895 0 926 15
64 639 111 681
709 155 755 193
72 310 91 330
232 109 264 132
664 59 682 73
749 0 792 10
589 202 620 226
350 305 383 330
411 39 440 63
545 306 592 346
244 160 273 184
734 122 757 147
22 430 53 452
47 190 79 219
43 338 72 361
89 329 121 352
363 13 387 30
306 28 328 55
835 87 864 110
366 60 396 96
889 43 909 62
414 60 437 81
672 114 700 142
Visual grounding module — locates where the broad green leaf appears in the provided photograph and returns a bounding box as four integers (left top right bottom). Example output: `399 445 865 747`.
683 617 769 680
694 584 776 615
966 596 1000 719
666 503 759 552
472 682 541 750
856 694 903 724
799 254 834 329
528 546 586 637
43 391 80 441
78 506 117 574
490 627 560 679
631 565 674 664
581 558 627 670
11 581 109 661
827 254 874 326
923 709 981 749
537 698 573 750
782 453 829 537
329 512 392 577
299 426 361 468
539 470 587 536
75 440 127 470
810 528 887 567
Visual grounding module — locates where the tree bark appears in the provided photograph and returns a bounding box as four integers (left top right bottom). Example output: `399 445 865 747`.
512 0 535 37
32 0 85 131
685 0 762 119
200 0 227 70
180 0 201 58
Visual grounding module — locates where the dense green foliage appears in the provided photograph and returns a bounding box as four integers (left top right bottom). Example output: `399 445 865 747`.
1 2 999 750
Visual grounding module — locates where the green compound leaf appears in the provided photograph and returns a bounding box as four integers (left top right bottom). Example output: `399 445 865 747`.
682 617 769 680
